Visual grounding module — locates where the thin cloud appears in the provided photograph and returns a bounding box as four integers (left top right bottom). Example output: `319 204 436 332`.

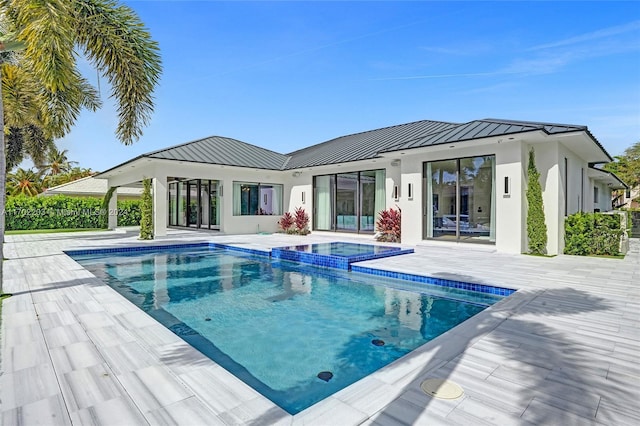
369 70 520 81
372 32 640 82
528 20 640 51
421 42 493 56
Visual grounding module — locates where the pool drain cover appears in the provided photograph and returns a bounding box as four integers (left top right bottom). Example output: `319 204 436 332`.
420 378 464 399
317 371 333 382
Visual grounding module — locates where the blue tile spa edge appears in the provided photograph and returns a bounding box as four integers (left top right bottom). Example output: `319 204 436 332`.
271 246 415 270
351 265 516 296
64 242 211 256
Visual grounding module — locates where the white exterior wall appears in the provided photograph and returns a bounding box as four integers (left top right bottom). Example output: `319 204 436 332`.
591 180 613 212
107 189 118 229
524 141 593 255
398 140 526 254
107 160 292 235
560 145 590 215
497 142 526 254
530 141 562 255
397 155 423 242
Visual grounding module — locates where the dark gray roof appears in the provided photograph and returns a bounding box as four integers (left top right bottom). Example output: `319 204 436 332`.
283 120 456 169
99 117 610 177
382 118 588 152
589 166 628 189
146 135 290 169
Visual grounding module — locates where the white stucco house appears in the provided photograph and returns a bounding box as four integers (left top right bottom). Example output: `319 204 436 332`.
98 118 626 255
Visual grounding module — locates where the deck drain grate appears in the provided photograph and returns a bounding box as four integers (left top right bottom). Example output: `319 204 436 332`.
420 378 464 399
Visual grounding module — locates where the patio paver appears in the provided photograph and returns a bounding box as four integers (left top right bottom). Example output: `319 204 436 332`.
1 228 639 425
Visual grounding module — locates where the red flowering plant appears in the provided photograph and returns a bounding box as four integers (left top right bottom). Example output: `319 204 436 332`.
277 211 295 233
375 207 401 242
294 207 310 235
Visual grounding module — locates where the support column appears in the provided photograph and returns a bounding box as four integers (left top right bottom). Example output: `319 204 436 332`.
108 188 118 230
153 176 167 237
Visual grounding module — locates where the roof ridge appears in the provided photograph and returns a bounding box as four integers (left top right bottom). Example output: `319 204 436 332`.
480 118 586 129
382 121 465 153
285 119 457 156
145 135 289 159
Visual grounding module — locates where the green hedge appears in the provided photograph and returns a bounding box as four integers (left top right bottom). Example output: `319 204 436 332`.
5 195 141 231
116 199 142 227
564 212 623 256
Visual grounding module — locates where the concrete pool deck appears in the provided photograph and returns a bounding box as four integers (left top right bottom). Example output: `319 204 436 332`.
1 228 639 425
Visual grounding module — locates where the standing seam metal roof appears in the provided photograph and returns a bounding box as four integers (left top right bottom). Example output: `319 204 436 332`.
381 119 590 152
98 117 609 177
145 136 290 170
282 120 457 169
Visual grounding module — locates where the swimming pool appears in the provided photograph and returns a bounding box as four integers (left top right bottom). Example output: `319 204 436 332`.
70 244 510 414
271 242 414 269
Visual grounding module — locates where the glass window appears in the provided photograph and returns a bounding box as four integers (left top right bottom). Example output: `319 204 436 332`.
177 181 187 227
336 173 358 231
233 182 283 215
187 180 199 227
210 181 220 229
168 183 177 226
424 156 495 244
313 175 334 230
312 169 385 233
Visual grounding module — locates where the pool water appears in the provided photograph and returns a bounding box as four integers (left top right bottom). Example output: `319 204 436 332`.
287 242 401 256
72 246 503 414
271 242 415 270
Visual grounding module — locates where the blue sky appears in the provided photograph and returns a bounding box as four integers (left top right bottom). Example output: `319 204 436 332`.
59 1 640 172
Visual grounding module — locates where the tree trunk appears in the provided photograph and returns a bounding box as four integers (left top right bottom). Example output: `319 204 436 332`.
1 74 6 295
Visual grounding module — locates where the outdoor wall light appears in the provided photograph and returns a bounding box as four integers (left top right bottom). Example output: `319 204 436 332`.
407 183 413 200
504 176 510 195
292 171 302 177
302 191 306 204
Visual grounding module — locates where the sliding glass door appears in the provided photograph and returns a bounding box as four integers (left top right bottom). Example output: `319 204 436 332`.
313 169 385 233
336 173 358 231
313 175 334 231
168 179 220 230
424 156 495 243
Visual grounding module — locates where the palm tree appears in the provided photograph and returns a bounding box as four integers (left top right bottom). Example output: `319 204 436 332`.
41 148 77 176
43 166 94 189
1 0 162 293
6 167 42 197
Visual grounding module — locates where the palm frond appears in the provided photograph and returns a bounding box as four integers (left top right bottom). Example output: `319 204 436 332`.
74 0 162 144
5 126 24 171
1 62 39 128
22 124 54 167
37 68 102 138
4 0 78 92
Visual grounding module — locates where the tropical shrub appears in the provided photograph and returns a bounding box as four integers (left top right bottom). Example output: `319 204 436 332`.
294 207 310 235
4 195 141 231
526 148 548 254
278 211 295 233
139 178 153 240
117 200 142 227
376 208 401 242
565 213 623 256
